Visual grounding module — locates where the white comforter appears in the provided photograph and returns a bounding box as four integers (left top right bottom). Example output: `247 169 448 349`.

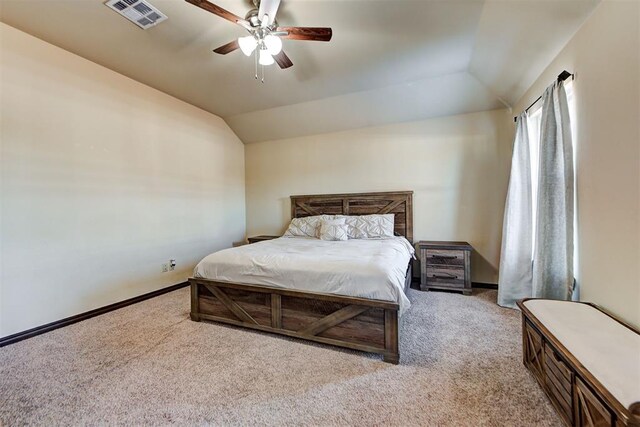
194 236 414 316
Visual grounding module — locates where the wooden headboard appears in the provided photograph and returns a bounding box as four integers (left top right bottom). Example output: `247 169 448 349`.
290 191 413 242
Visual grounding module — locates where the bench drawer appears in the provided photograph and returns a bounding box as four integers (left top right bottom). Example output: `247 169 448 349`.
544 345 573 425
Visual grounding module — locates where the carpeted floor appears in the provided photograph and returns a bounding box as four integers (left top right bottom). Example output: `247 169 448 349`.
0 287 560 426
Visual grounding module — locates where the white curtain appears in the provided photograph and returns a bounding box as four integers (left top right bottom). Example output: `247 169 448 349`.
498 113 533 308
532 81 574 300
498 80 574 307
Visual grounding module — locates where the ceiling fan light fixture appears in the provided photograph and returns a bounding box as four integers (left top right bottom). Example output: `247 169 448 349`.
264 34 282 55
238 35 257 56
258 48 275 66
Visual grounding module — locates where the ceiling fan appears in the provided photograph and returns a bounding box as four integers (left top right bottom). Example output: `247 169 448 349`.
186 0 332 72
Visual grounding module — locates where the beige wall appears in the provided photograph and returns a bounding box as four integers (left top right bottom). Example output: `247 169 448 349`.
514 0 640 327
0 23 246 337
245 109 514 284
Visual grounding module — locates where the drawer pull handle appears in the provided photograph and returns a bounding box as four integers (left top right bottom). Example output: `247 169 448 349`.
433 273 457 279
552 350 563 364
431 254 458 259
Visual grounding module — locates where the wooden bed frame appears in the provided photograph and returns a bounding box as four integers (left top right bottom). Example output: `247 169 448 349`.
189 191 413 364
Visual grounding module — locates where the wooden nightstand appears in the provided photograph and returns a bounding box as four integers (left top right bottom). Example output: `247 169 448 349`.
247 235 280 244
418 241 473 295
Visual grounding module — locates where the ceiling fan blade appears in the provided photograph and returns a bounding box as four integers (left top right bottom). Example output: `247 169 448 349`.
185 0 251 29
276 27 332 42
213 40 239 55
273 50 293 69
258 0 281 26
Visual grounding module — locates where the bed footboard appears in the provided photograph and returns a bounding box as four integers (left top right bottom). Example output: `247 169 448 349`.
189 278 400 364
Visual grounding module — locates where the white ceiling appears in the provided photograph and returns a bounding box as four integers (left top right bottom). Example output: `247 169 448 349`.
0 0 600 143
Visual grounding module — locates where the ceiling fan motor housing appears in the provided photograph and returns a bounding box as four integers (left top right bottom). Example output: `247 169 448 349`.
244 8 277 29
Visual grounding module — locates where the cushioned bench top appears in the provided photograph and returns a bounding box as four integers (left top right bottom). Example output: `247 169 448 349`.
523 299 640 410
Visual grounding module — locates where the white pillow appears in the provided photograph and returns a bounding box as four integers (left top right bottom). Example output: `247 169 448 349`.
318 218 348 241
342 214 395 239
283 215 333 238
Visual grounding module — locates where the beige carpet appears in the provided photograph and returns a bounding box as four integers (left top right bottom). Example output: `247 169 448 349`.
0 287 560 426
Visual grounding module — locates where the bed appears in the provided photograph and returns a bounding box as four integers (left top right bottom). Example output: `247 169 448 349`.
189 191 414 363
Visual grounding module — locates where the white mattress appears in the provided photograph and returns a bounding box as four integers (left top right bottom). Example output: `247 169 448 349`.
194 236 414 316
524 299 640 410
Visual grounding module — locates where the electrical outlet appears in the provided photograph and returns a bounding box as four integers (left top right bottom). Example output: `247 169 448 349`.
162 263 169 273
170 259 176 271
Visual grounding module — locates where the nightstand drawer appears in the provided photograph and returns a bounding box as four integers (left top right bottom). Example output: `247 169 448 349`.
424 249 465 267
425 267 465 287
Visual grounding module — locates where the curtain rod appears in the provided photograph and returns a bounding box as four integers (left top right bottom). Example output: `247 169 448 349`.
513 70 574 122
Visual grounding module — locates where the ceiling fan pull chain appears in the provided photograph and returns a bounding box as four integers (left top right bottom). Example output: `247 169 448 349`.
254 49 258 80
261 64 265 83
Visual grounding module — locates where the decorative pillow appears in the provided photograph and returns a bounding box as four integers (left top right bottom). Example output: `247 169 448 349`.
318 218 348 241
283 215 333 238
342 214 395 239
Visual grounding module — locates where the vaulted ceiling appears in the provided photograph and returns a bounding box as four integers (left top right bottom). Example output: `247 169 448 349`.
0 0 600 142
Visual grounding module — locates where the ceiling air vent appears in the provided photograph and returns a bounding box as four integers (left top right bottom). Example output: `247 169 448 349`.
105 0 167 29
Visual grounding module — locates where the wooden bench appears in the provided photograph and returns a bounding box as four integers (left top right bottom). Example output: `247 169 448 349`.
518 299 640 426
